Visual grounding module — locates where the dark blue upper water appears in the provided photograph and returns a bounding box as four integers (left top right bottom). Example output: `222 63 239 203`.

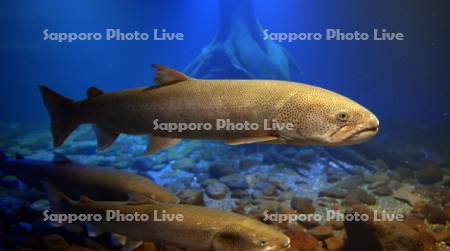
1 0 449 127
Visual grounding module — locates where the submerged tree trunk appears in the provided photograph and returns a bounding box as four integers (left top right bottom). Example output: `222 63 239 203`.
185 0 300 80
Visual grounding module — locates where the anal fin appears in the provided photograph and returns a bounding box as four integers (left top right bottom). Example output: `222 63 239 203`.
94 126 119 149
226 136 279 145
145 135 180 155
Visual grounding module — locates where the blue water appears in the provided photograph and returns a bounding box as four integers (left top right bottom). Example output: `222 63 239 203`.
1 0 448 126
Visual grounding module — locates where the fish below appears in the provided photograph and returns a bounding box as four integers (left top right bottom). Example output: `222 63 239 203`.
0 151 178 203
44 183 291 251
39 65 379 155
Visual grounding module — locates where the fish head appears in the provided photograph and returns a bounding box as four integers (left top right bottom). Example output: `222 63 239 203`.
213 223 290 251
276 85 379 146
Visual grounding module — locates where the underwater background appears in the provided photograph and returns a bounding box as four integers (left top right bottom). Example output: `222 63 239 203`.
0 0 449 251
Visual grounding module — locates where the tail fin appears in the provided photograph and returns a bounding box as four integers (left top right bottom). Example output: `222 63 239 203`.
41 181 74 214
38 85 79 147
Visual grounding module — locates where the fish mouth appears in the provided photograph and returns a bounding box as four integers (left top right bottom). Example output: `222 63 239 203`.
330 124 379 145
345 125 379 144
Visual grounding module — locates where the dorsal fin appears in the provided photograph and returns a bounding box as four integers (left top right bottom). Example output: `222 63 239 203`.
80 195 94 203
52 152 73 163
152 64 189 86
87 87 104 98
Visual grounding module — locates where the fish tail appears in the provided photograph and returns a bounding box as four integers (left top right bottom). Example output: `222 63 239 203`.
38 85 80 147
41 181 73 214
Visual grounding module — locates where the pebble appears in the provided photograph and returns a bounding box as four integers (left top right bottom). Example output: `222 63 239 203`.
319 188 347 199
393 185 422 205
220 174 249 189
177 189 204 206
308 225 334 240
336 176 363 190
172 158 195 171
343 188 376 206
0 175 21 189
29 199 49 212
373 185 393 196
285 224 325 251
290 197 315 214
325 236 345 251
209 161 239 178
204 182 229 200
416 165 444 184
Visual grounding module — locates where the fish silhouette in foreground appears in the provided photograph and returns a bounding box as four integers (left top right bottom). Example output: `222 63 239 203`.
39 65 379 155
44 183 291 251
0 151 177 203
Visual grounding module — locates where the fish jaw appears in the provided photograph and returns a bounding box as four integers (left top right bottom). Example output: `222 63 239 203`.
329 113 380 145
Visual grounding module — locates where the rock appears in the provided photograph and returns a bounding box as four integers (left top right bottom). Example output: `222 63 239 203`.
220 174 249 189
416 165 444 184
414 203 447 224
326 175 340 183
177 189 204 206
368 180 388 189
285 224 325 251
131 158 152 171
325 236 345 251
29 199 49 212
343 188 376 206
172 158 195 171
373 186 393 196
308 225 334 240
430 228 450 242
42 234 70 251
71 145 96 155
298 218 321 230
326 220 344 230
296 149 320 163
209 162 239 178
393 186 422 205
0 194 25 216
344 205 436 251
0 175 21 189
230 189 249 199
205 182 229 200
364 174 389 184
291 197 315 214
336 176 363 190
318 188 346 199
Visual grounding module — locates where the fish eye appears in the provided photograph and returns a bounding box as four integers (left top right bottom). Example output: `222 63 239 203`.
258 240 267 246
337 112 349 122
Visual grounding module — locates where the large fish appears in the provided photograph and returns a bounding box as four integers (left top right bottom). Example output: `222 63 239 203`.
44 183 291 251
39 65 379 155
0 152 177 203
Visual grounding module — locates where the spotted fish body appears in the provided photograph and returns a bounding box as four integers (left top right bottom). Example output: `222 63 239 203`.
39 65 379 155
44 185 291 251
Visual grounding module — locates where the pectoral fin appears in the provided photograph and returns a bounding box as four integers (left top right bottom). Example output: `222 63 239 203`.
226 136 279 145
94 126 119 149
145 135 180 155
